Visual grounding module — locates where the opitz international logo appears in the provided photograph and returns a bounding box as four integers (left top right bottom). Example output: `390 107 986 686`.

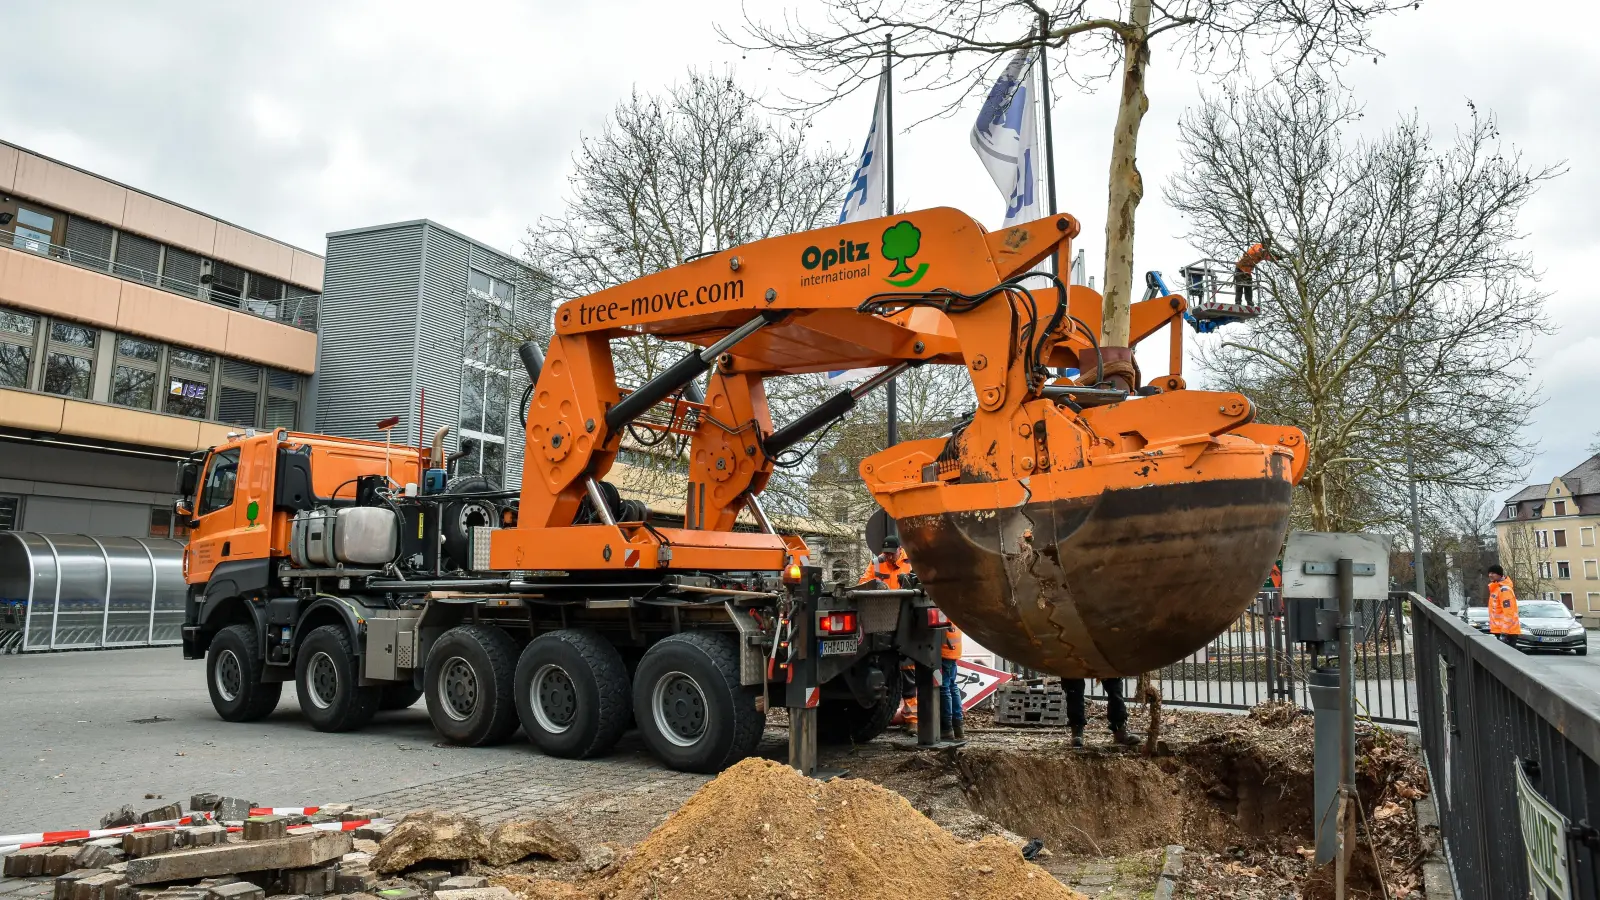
880 220 927 288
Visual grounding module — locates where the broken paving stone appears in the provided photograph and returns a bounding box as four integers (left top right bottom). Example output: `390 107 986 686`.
122 831 175 859
481 819 579 866
432 889 513 900
334 868 376 893
54 870 103 900
100 807 140 830
186 826 226 848
242 816 288 841
190 794 221 813
341 810 382 824
213 798 257 823
70 872 128 900
372 889 420 900
351 824 393 842
44 848 82 876
205 883 263 900
139 804 183 825
5 846 52 877
402 871 449 891
436 877 487 891
318 805 353 817
124 832 352 885
74 843 122 869
350 840 379 855
282 865 338 896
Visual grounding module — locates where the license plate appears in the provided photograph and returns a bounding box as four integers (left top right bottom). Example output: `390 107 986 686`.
821 638 860 657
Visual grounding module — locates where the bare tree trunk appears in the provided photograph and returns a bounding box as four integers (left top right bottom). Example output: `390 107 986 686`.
1099 0 1150 348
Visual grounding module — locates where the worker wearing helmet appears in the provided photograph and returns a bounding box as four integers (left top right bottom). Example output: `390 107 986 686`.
1487 565 1521 645
859 534 912 589
939 620 966 741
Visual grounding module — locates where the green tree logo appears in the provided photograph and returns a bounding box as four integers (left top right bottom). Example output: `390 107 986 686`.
880 221 929 287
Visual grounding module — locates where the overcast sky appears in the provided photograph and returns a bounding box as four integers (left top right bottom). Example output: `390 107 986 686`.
3 1 1594 495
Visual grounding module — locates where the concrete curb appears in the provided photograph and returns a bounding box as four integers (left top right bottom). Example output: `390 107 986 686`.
1413 786 1454 899
1153 844 1184 900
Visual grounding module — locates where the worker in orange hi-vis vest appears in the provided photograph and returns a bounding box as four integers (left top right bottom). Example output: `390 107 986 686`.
859 534 912 590
939 621 965 741
1487 564 1521 646
1234 241 1278 307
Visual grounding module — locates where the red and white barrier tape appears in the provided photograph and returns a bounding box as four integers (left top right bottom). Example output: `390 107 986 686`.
1 814 389 855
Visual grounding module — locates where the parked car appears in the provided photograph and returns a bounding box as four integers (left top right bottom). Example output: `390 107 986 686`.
1461 606 1491 633
1508 600 1589 655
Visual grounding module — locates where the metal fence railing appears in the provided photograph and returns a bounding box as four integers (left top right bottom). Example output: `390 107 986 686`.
2 228 318 332
1413 594 1600 898
1089 591 1418 726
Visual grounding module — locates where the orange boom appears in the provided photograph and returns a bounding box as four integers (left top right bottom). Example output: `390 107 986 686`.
493 207 1304 677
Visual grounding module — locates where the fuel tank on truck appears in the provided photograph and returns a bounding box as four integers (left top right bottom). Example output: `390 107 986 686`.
860 397 1304 680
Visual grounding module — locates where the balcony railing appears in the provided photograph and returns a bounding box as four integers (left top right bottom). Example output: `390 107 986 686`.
1 228 318 332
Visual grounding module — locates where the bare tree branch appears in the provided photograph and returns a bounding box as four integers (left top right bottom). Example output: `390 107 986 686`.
1166 79 1560 533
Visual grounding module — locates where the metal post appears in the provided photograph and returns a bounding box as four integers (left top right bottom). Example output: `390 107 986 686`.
1392 260 1426 599
788 706 818 775
785 565 821 776
915 661 940 746
1036 12 1060 274
1336 557 1357 898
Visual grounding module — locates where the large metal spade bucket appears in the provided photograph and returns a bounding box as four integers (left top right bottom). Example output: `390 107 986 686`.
897 476 1293 679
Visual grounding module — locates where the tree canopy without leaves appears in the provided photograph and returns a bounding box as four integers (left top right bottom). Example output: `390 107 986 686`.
1166 80 1558 533
731 0 1410 349
521 68 878 520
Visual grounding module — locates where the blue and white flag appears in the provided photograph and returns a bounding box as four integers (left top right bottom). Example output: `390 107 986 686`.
838 77 889 224
971 48 1045 227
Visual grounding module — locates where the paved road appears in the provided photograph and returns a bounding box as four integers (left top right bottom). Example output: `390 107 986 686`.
0 648 708 834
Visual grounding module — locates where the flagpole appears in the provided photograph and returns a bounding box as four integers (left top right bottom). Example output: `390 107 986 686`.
1036 13 1060 275
883 33 899 452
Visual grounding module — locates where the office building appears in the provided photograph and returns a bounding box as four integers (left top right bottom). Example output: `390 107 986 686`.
0 140 321 537
315 220 552 487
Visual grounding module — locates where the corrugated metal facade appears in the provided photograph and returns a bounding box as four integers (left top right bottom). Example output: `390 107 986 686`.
316 220 552 487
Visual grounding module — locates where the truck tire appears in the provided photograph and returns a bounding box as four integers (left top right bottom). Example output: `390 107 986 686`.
441 475 497 571
632 632 763 773
295 625 381 732
514 629 631 759
817 691 899 745
207 623 281 722
380 683 425 710
425 624 519 746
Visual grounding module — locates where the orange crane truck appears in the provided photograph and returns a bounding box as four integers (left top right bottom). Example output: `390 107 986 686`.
176 207 1305 774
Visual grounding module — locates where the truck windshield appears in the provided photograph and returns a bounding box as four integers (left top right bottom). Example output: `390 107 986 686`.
198 449 241 516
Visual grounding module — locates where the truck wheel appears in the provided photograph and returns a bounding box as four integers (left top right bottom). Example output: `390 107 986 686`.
207 623 282 722
295 625 381 732
380 683 425 710
632 632 763 773
514 629 631 759
425 624 519 746
817 692 899 745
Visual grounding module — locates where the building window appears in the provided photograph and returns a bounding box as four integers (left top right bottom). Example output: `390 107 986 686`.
207 261 246 308
1589 592 1600 614
218 359 262 427
244 274 286 320
113 232 162 285
1588 560 1599 580
11 207 57 254
264 369 301 429
1560 592 1574 609
1583 527 1596 547
469 269 515 305
0 495 20 531
165 349 214 419
42 322 95 398
111 336 162 410
1559 561 1571 580
1536 530 1549 548
160 246 204 298
1555 530 1568 548
1539 561 1552 579
0 308 37 389
61 215 114 270
1555 500 1568 516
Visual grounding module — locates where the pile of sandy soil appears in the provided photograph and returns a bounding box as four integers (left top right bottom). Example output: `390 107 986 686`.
499 757 1083 900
